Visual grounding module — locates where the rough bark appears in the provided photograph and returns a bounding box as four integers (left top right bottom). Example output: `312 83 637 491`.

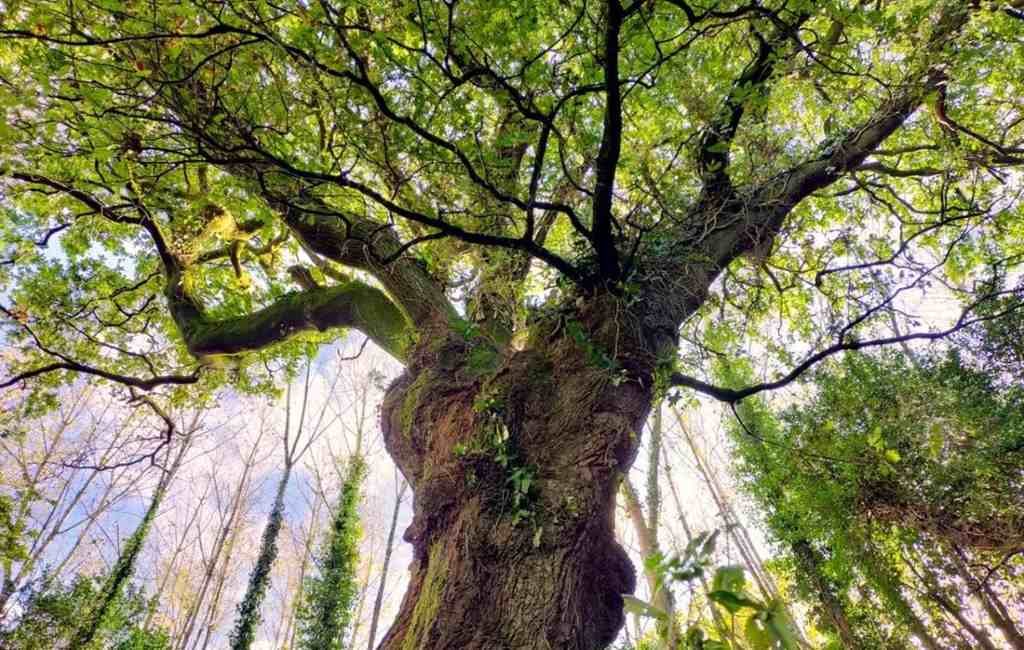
375 294 690 650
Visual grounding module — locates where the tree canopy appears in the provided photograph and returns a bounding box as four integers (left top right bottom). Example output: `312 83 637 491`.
2 0 1024 648
1 0 1020 395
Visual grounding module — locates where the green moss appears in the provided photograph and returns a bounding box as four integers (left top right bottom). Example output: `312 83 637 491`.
401 542 448 650
465 344 499 377
400 370 435 437
177 280 411 361
346 282 410 358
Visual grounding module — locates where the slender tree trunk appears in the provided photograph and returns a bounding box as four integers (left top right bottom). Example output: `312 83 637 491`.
196 513 246 650
672 409 780 602
74 439 189 648
287 496 324 650
790 540 865 649
622 406 679 648
622 480 677 643
230 461 293 650
178 441 262 650
367 477 406 650
349 561 370 648
950 546 1024 649
145 482 209 631
663 465 729 641
859 544 944 650
926 588 997 650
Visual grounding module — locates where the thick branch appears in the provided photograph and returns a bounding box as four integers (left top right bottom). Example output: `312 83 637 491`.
696 3 973 266
177 281 410 361
0 361 199 391
592 0 625 281
696 17 795 191
260 190 457 328
5 172 413 363
761 5 972 213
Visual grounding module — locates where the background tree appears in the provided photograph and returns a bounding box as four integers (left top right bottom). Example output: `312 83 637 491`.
0 574 171 650
365 472 407 650
2 1 1024 648
73 403 194 649
229 361 336 650
295 455 366 650
717 307 1024 649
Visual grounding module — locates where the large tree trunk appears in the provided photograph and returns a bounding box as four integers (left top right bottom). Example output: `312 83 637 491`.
376 302 667 649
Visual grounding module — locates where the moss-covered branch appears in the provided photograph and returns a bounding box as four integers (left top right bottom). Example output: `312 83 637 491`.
173 280 411 362
7 171 414 364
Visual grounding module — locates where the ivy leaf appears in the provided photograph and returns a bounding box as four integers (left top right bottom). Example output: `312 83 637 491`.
712 564 747 594
622 595 667 621
708 590 763 614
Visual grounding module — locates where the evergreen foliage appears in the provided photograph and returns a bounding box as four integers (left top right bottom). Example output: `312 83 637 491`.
721 335 1024 647
295 456 367 650
73 480 168 648
229 476 290 650
0 575 169 650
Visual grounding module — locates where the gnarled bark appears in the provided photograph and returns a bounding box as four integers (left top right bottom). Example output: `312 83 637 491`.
375 300 670 649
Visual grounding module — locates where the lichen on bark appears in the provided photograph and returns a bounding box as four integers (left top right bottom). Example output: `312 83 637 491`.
176 280 411 361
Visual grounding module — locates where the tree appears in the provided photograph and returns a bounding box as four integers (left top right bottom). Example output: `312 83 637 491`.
365 472 407 650
72 400 195 649
0 574 170 650
2 2 1023 647
295 455 366 650
172 420 269 650
0 384 190 616
721 345 1024 648
229 363 334 650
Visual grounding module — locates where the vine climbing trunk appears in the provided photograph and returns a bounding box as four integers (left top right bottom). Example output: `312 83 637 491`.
74 437 189 648
230 461 292 650
790 540 865 650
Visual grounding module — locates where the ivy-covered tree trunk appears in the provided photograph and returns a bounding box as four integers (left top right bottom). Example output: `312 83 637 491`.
73 436 189 648
230 462 292 650
375 296 684 650
789 540 864 650
294 456 366 650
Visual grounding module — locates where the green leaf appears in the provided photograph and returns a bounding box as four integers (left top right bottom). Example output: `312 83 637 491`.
622 595 667 621
708 590 763 614
765 601 801 650
745 614 775 650
712 565 747 594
